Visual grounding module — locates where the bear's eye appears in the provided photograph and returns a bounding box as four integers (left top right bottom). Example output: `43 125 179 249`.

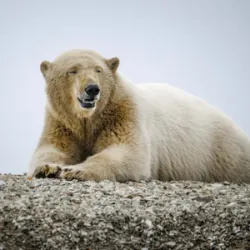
68 65 80 75
95 66 103 73
68 69 78 75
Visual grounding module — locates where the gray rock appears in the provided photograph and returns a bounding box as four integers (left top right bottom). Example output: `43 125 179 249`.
166 241 176 248
0 180 5 186
0 175 250 250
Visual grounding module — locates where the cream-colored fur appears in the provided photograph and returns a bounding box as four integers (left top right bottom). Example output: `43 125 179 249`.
28 49 250 183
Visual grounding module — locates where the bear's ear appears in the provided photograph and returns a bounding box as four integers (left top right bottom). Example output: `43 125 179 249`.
106 57 120 73
40 61 52 77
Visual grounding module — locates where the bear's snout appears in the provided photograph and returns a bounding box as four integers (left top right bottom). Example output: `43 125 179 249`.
76 83 100 110
85 84 100 97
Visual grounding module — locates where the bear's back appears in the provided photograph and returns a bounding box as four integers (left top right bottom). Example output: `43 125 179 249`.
132 82 250 182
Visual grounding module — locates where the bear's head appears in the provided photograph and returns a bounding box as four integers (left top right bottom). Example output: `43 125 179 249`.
40 50 120 119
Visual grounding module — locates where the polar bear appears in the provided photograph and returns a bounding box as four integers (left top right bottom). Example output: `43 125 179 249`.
28 49 250 183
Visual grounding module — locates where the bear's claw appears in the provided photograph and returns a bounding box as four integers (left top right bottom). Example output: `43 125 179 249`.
34 165 61 178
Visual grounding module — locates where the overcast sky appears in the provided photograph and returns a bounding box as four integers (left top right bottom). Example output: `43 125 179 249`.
1 0 249 174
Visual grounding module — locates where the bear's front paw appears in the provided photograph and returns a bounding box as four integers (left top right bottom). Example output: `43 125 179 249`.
60 166 115 182
34 165 62 178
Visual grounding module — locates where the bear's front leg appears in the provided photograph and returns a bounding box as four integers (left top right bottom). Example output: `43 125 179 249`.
60 144 150 182
28 144 76 179
61 163 116 182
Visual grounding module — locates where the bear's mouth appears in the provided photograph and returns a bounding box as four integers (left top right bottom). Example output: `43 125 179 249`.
77 97 95 109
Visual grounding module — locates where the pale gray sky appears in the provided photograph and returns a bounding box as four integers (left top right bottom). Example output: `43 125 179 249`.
1 0 249 174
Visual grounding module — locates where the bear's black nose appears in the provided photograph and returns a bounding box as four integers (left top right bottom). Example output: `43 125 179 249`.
85 84 100 97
